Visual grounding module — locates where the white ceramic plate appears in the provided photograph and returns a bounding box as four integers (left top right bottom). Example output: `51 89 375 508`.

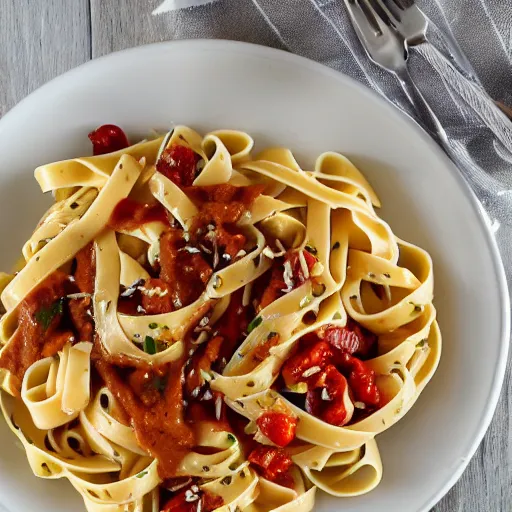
0 40 508 512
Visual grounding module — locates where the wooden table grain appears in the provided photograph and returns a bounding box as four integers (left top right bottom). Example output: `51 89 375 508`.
1 2 510 511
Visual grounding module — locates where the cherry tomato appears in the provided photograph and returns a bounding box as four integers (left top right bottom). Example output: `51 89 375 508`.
88 124 130 155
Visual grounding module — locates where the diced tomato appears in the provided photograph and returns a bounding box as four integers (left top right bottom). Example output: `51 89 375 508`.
287 250 317 286
257 412 297 447
337 353 381 408
202 491 224 512
324 320 377 358
161 488 223 512
281 341 332 387
306 365 350 426
157 144 197 187
161 491 194 512
88 124 130 155
248 446 294 488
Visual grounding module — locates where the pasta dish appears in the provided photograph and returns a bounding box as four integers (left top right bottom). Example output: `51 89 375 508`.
0 125 441 511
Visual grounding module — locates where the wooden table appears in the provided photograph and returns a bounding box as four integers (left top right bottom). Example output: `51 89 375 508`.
1 2 510 511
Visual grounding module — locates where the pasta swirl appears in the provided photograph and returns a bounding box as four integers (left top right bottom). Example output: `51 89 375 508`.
0 125 440 512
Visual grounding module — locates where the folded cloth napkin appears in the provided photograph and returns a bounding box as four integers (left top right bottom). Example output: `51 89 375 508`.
154 0 512 281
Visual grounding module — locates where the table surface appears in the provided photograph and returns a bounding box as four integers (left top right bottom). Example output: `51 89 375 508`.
1 2 511 511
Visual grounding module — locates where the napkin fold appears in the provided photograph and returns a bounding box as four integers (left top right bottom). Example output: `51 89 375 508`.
154 0 512 281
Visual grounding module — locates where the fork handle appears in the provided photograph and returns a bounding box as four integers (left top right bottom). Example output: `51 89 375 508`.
395 67 450 150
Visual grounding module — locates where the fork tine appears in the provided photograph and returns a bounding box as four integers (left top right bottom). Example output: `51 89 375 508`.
358 0 394 37
345 0 382 45
392 0 415 9
346 0 382 37
368 0 396 24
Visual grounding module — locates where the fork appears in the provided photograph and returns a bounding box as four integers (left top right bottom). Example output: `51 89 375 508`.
368 0 478 82
344 0 449 148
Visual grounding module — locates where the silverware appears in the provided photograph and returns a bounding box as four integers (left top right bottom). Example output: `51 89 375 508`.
344 0 449 148
368 0 478 81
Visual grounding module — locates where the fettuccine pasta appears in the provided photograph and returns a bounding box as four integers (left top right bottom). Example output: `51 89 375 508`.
0 124 441 512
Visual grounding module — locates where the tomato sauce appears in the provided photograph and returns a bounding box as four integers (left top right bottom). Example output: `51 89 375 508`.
94 355 195 479
68 244 95 342
108 198 169 232
0 271 73 385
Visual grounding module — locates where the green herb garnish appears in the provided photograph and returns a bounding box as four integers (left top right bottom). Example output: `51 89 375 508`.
136 470 148 478
148 322 158 329
35 298 64 330
247 316 262 333
227 433 236 444
143 336 157 354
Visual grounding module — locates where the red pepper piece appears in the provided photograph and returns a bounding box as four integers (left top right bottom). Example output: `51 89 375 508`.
88 124 130 155
160 490 196 512
281 341 332 387
336 352 381 408
257 412 297 447
248 446 294 488
157 144 197 187
161 490 223 512
306 365 350 426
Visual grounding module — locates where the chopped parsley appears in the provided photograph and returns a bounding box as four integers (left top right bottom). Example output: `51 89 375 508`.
247 316 262 333
299 295 312 309
136 470 148 478
143 335 157 355
227 433 236 444
35 298 64 330
148 322 158 329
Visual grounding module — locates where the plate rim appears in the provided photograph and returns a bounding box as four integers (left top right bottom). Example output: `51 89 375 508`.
0 38 509 512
